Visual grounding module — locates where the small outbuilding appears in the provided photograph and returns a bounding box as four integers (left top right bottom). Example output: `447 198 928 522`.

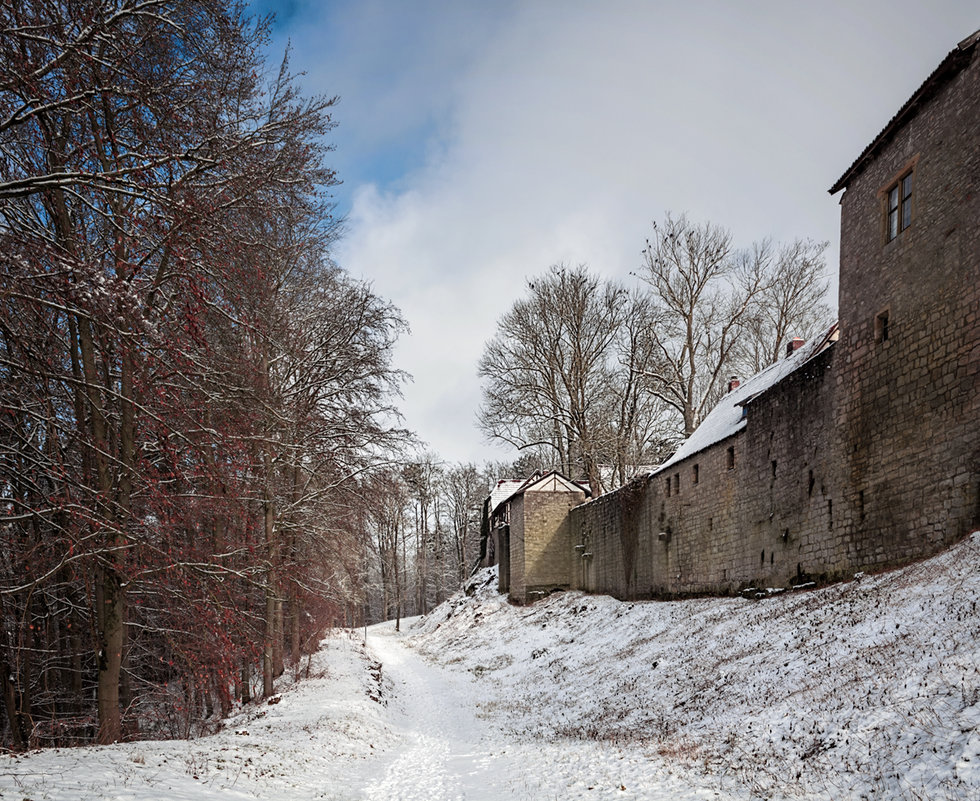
483 471 589 603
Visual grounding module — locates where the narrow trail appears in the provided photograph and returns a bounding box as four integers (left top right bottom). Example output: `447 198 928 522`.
355 624 520 801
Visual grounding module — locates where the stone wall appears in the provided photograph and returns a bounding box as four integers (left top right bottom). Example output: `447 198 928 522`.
510 488 585 603
507 495 526 601
566 41 980 600
569 476 655 598
834 41 980 568
570 346 841 598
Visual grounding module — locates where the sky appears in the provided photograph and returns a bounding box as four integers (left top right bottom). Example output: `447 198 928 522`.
247 0 978 465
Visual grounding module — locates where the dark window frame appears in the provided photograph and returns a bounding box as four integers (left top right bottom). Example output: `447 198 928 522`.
881 158 918 243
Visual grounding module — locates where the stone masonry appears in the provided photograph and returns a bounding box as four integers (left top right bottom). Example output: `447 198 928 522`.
557 31 980 601
486 472 588 604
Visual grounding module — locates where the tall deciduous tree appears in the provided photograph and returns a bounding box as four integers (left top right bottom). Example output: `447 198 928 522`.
736 238 832 375
0 0 408 747
442 463 486 583
639 213 829 438
478 264 665 494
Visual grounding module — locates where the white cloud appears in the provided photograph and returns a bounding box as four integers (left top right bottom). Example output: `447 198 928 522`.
318 0 979 464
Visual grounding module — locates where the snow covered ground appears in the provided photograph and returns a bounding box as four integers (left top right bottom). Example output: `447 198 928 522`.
3 532 979 800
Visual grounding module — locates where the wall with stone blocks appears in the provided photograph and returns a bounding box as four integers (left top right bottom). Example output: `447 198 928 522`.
567 43 980 600
834 41 980 569
570 347 844 598
511 489 586 603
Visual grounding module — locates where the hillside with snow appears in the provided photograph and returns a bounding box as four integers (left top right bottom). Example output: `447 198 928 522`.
2 532 979 800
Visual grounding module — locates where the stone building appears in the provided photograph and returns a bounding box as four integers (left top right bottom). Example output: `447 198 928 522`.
485 30 980 602
484 471 588 603
828 29 980 575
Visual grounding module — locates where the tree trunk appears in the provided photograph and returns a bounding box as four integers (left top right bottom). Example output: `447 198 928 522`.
290 591 301 670
0 596 27 751
240 661 251 705
262 492 277 698
273 596 284 678
96 564 125 744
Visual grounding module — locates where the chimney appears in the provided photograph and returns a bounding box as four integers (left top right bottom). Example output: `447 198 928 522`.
727 376 740 392
786 337 805 357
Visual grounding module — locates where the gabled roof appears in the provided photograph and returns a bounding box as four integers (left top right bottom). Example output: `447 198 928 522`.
488 478 529 516
654 324 839 473
829 29 980 195
489 470 589 514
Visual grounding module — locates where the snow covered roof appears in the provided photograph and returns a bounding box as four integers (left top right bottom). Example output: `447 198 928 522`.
488 471 589 515
488 479 528 515
655 324 839 473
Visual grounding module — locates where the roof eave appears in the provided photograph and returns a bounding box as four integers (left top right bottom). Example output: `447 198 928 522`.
829 31 979 195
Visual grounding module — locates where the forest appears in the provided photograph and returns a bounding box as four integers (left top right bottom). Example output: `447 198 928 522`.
0 0 832 750
0 0 477 748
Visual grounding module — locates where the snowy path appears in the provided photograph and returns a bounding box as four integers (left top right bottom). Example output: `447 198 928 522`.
3 537 979 801
351 623 726 801
355 624 517 801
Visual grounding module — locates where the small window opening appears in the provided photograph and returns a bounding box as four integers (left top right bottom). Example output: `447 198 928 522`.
708 517 713 532
665 478 671 498
886 170 913 241
770 551 774 566
726 446 735 470
875 309 890 343
771 460 777 478
693 464 700 485
858 490 866 523
673 473 680 494
808 469 815 497
827 499 833 531
760 550 765 566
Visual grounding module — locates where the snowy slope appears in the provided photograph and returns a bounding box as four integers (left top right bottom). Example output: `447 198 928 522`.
2 532 978 800
0 634 398 801
411 533 980 800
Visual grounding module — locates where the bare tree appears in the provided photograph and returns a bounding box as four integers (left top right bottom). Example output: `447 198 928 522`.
0 0 409 746
601 289 678 485
640 215 834 440
366 471 409 630
736 238 833 375
478 264 631 494
442 463 486 583
639 213 772 437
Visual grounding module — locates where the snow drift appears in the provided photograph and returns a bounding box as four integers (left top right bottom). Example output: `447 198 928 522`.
2 532 978 800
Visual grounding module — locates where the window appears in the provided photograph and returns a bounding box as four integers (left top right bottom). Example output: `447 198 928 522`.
886 171 913 241
665 478 671 498
692 464 700 485
726 446 735 470
673 473 680 494
875 309 890 343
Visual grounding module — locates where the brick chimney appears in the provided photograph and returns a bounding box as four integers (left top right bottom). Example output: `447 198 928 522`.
786 337 805 357
727 376 740 392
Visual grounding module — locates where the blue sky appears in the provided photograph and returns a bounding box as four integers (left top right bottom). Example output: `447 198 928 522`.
250 0 515 217
246 0 979 465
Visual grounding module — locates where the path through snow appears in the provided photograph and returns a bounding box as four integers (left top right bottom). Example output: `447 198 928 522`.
355 624 518 800
354 622 725 801
3 537 979 800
